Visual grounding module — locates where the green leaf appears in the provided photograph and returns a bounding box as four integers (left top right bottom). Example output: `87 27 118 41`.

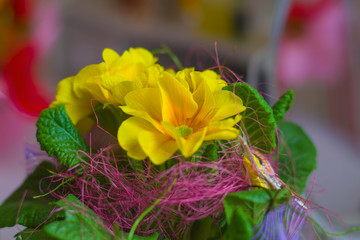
94 103 130 137
276 121 317 193
44 194 113 240
223 83 277 153
223 189 289 226
113 224 159 240
36 105 89 167
126 233 158 240
222 207 253 240
0 161 65 228
44 195 157 240
272 90 294 123
222 189 291 240
115 230 158 240
15 228 58 240
202 143 219 161
182 217 220 240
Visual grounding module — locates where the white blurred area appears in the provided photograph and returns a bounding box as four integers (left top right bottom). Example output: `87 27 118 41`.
1 0 360 239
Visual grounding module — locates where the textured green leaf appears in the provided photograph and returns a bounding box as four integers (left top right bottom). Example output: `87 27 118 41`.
15 228 58 240
44 194 113 240
223 83 277 153
276 121 317 193
272 90 294 123
36 105 89 167
0 161 64 228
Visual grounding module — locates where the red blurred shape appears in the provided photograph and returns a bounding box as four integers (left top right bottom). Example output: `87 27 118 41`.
11 0 32 21
3 43 50 116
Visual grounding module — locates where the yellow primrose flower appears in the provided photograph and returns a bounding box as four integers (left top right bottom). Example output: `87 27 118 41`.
51 47 161 126
118 69 246 164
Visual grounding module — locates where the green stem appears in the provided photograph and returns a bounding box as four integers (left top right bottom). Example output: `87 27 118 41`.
127 179 177 240
309 217 360 237
152 45 184 70
326 226 360 236
33 176 76 199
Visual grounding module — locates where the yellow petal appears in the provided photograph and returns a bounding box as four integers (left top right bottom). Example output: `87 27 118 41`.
129 47 158 66
102 48 120 65
52 77 88 103
102 76 142 105
189 77 216 128
118 117 158 160
204 116 241 141
201 70 228 92
161 121 177 139
212 90 246 121
122 88 163 131
164 68 176 76
175 127 207 158
158 72 198 126
113 62 147 82
175 68 194 92
137 64 164 88
51 77 93 125
64 104 94 126
101 75 127 90
138 131 177 165
111 48 157 75
76 64 115 103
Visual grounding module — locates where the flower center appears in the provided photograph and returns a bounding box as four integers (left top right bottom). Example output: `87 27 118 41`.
176 125 193 138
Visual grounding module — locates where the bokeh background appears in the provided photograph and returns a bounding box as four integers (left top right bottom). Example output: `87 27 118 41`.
1 0 360 239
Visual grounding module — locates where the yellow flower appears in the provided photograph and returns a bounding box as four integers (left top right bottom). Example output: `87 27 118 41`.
118 68 246 164
51 47 161 127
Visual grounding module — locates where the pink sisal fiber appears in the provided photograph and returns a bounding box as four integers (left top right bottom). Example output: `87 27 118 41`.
47 143 251 239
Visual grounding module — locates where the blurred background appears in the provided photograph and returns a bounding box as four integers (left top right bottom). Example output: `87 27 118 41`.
1 0 360 238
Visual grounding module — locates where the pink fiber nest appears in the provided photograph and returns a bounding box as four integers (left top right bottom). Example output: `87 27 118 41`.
49 142 251 239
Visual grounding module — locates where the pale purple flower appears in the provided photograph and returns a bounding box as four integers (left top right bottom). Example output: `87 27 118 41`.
252 198 307 240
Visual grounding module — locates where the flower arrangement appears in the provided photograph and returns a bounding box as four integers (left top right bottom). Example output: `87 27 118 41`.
1 46 332 240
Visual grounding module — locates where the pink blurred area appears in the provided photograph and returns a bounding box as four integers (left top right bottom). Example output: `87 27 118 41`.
0 93 35 156
0 93 35 183
278 0 348 88
276 0 358 144
0 95 35 239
